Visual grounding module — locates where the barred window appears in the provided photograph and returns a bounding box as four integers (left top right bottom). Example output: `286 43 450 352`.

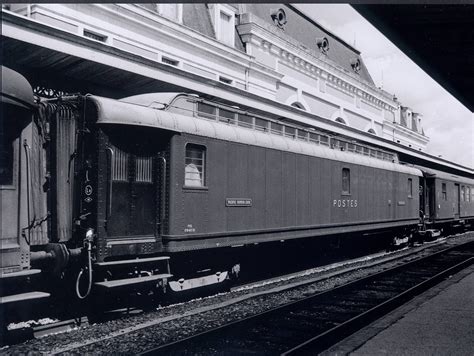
112 147 129 182
442 183 447 200
197 102 216 120
342 168 350 194
408 178 413 198
185 144 206 187
270 122 283 135
284 126 295 138
219 108 235 124
255 118 268 132
135 156 153 183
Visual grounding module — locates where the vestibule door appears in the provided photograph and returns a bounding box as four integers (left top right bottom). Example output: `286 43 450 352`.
105 143 157 238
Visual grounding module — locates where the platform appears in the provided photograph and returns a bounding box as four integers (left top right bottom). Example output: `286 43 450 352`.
324 264 474 355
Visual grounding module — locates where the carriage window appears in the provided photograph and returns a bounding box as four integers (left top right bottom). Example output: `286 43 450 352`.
297 130 308 141
284 126 296 138
238 114 253 128
461 186 465 201
218 108 235 124
467 187 471 202
319 135 329 146
408 178 413 198
255 118 268 132
197 102 216 120
135 157 153 183
309 133 319 143
112 147 129 182
270 122 283 135
185 144 206 187
342 168 350 194
442 183 447 200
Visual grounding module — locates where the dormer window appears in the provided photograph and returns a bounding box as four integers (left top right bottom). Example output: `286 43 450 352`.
210 4 235 46
157 4 183 23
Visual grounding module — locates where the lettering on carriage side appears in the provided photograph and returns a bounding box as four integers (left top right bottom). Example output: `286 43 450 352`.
184 224 196 233
226 198 252 207
333 199 358 208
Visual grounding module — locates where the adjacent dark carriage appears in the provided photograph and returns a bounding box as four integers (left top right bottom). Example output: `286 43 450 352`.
0 66 49 318
418 167 474 232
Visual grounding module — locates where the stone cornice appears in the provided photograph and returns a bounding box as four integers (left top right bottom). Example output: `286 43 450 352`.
384 121 430 144
237 13 398 112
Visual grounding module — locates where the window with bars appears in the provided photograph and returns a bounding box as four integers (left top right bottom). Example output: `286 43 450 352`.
408 178 413 198
442 183 447 200
297 130 308 141
238 114 253 128
135 156 153 183
219 108 235 124
185 144 206 187
255 118 268 132
270 122 283 135
342 168 350 194
112 147 129 182
284 126 296 138
197 102 217 120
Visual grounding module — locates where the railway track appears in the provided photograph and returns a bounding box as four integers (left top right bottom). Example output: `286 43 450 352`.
140 240 474 355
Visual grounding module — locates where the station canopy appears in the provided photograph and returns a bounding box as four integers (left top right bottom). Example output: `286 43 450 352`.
354 4 474 112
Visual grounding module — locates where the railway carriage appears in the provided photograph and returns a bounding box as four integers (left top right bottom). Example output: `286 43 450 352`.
1 65 473 327
418 167 474 234
28 91 422 292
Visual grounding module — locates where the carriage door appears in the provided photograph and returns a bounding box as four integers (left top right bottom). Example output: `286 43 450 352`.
106 144 157 238
454 183 460 218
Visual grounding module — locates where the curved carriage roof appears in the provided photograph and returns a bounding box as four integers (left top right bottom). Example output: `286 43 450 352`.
120 92 187 108
88 95 421 177
1 66 35 109
415 166 474 185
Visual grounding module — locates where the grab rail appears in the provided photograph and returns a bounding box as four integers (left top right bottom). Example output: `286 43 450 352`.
158 155 167 235
105 146 114 225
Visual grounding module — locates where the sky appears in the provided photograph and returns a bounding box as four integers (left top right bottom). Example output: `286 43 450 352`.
295 4 473 169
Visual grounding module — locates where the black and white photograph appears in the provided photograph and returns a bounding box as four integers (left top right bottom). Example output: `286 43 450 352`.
1 3 473 354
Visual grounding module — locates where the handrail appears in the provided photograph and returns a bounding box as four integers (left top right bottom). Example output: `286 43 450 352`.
158 155 167 236
105 146 114 225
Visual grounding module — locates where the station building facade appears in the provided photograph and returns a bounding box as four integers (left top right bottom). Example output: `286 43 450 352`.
2 3 429 151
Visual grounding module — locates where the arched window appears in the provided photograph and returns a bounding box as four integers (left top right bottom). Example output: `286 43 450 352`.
367 128 376 135
335 117 346 125
291 102 306 111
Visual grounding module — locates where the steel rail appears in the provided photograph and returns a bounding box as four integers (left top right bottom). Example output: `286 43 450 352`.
140 240 474 355
283 256 474 355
